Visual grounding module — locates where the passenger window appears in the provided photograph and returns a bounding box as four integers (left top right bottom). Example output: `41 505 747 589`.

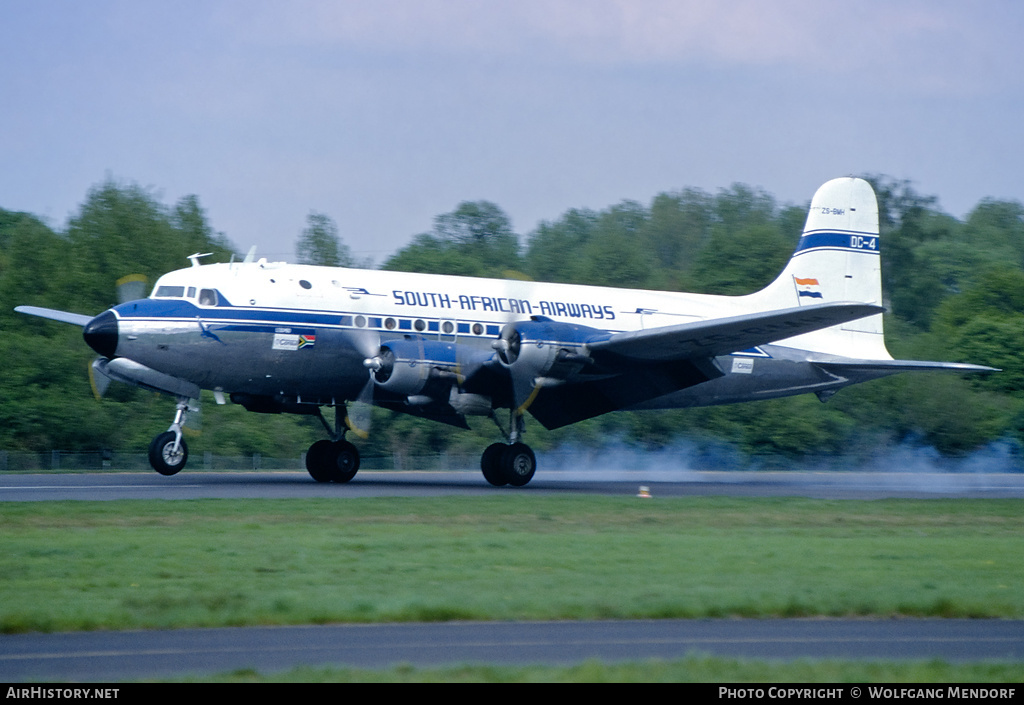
199 289 218 306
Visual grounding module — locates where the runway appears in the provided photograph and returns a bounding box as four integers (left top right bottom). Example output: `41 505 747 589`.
3 468 1024 501
3 619 1023 682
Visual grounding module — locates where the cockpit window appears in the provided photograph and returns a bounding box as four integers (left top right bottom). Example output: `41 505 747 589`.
155 286 185 298
187 287 196 298
198 289 218 306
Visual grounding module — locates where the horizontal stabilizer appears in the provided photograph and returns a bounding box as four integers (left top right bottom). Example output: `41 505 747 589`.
15 306 93 327
814 358 999 374
588 302 885 362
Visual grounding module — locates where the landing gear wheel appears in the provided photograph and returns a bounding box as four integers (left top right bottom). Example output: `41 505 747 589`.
502 442 536 487
332 440 360 483
306 439 361 483
306 440 337 483
149 431 188 476
481 443 508 486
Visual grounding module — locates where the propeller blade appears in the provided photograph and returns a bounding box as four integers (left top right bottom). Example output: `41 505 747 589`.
185 398 202 433
345 377 375 439
345 328 382 360
339 328 383 440
116 274 148 304
88 358 113 399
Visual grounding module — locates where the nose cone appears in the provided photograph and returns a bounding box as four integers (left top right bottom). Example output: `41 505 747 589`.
83 310 119 358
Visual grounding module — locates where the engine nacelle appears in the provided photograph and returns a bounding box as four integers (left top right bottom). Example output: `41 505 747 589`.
366 338 458 397
494 318 606 384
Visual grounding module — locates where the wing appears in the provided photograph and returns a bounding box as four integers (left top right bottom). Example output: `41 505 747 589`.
15 306 94 327
490 302 885 430
587 302 885 362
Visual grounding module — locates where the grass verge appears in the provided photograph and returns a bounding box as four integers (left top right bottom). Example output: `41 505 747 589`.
190 657 1024 683
1 496 1021 632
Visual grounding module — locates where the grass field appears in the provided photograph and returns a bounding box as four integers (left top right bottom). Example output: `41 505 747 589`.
1 495 1021 633
190 658 1024 683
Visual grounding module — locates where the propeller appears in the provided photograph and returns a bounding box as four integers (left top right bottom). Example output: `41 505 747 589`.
86 274 148 399
494 322 543 414
343 328 383 439
90 273 202 432
493 318 596 418
444 280 536 418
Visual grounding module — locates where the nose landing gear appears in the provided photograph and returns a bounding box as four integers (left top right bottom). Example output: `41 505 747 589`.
148 399 192 476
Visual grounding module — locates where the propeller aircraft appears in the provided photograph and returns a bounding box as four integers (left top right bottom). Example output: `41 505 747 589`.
16 178 996 486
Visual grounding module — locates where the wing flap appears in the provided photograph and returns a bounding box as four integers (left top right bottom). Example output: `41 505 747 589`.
588 302 885 362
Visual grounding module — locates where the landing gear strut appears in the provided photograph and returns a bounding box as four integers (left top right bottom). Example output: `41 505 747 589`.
148 398 191 476
306 404 361 483
480 409 536 487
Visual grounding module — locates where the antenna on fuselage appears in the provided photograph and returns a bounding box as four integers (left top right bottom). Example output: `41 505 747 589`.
187 252 214 268
243 246 257 263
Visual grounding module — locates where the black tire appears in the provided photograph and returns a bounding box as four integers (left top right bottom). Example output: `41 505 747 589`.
306 439 360 483
481 442 508 486
502 442 536 487
332 440 360 483
305 439 337 483
149 431 188 476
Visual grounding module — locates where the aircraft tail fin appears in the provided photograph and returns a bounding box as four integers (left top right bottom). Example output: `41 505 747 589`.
745 176 890 359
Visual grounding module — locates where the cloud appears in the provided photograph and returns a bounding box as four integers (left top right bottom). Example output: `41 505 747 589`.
230 0 819 64
216 0 1022 96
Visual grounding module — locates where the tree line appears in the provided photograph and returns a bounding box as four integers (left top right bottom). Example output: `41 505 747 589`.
2 176 1021 466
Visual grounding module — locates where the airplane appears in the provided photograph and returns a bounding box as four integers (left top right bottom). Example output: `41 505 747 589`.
16 177 996 486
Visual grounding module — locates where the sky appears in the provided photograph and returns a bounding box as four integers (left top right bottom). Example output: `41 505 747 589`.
2 0 1023 265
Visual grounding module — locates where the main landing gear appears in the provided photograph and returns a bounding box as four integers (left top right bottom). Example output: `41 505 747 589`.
305 405 361 483
480 409 537 487
306 438 360 483
481 441 536 487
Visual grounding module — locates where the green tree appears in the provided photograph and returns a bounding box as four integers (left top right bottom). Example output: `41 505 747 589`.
638 189 715 289
931 267 1024 395
384 201 523 278
690 224 791 295
296 212 354 267
173 195 232 259
963 199 1024 271
524 209 598 284
61 180 234 312
1 181 239 452
575 201 656 288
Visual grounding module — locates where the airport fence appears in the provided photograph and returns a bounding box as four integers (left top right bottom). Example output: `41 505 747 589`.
0 449 486 473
